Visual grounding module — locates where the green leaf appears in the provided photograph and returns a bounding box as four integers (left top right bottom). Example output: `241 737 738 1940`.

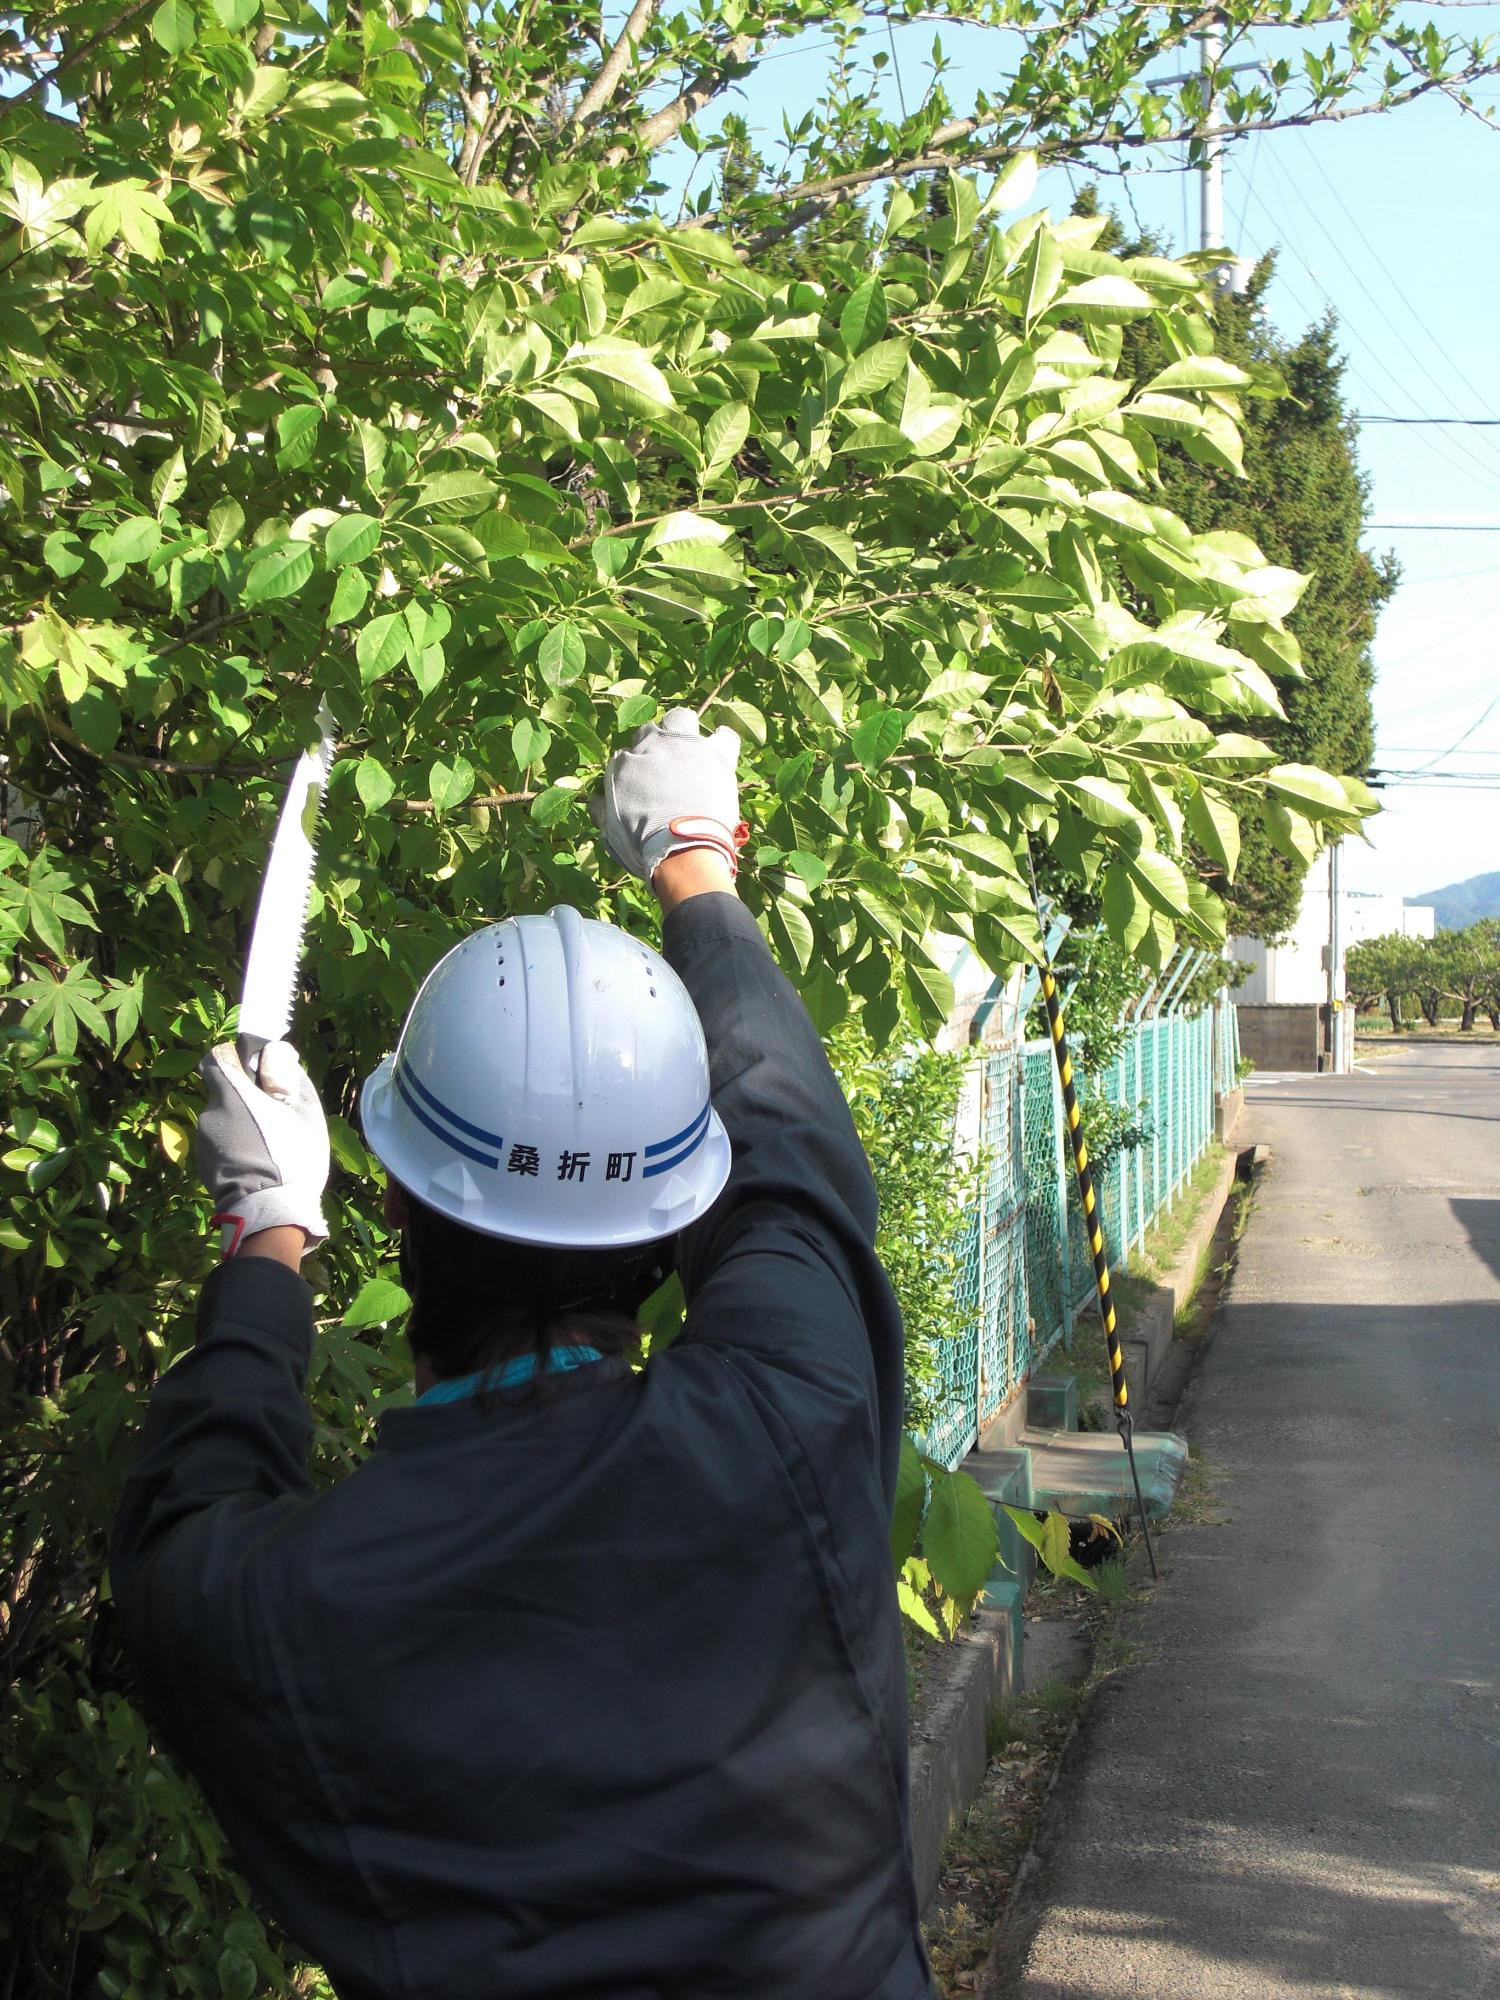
1265 763 1351 817
1101 861 1151 952
243 193 298 263
150 0 197 53
840 277 888 354
212 0 258 24
328 566 370 627
1064 777 1139 828
69 689 120 754
701 402 750 485
890 1435 927 1568
342 1277 411 1329
512 718 551 770
921 1468 999 1603
566 339 676 415
839 339 909 402
96 517 161 567
530 784 581 826
1050 275 1155 322
325 513 381 567
1146 356 1252 393
243 540 314 606
356 611 407 684
767 897 814 974
617 694 656 730
851 709 908 770
428 756 475 813
1023 229 1065 327
283 80 368 133
1001 1506 1098 1591
355 758 395 811
904 959 954 1035
538 622 587 688
413 470 496 519
276 404 320 470
151 447 186 517
787 851 827 889
897 1575 943 1640
237 64 289 119
1126 848 1193 921
43 531 84 578
1184 788 1240 879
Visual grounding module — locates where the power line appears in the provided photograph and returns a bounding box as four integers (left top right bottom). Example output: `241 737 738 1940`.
1357 416 1500 428
1256 150 1500 496
1406 683 1500 776
1367 523 1500 531
1241 177 1465 504
1298 136 1500 434
1382 566 1500 586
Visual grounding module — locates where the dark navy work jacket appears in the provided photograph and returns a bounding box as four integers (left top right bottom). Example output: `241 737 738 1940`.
111 893 934 1998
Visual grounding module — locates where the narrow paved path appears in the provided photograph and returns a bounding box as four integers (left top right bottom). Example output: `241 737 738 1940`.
992 1043 1500 2000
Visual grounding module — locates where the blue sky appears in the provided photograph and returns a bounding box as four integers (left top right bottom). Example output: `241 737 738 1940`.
642 8 1500 902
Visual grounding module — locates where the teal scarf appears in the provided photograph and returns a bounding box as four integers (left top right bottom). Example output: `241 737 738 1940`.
415 1345 604 1406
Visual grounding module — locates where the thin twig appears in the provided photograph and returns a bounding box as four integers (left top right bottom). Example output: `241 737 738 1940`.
696 670 736 715
42 711 278 777
392 790 536 814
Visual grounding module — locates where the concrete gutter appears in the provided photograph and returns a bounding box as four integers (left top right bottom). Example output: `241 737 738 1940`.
1119 1144 1242 1410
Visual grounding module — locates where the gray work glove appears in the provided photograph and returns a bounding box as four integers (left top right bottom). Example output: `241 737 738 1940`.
596 707 747 881
197 1040 330 1259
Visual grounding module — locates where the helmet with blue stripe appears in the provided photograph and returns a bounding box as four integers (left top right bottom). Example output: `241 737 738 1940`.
359 907 731 1246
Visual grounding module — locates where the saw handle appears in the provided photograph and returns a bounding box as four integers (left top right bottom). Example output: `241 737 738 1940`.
236 1031 269 1078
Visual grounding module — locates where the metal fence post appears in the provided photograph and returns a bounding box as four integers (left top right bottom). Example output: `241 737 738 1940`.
1133 1019 1146 1250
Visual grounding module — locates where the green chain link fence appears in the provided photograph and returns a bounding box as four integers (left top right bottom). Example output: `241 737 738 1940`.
915 981 1237 1468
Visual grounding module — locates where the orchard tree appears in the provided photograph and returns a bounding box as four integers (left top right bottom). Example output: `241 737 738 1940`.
1431 919 1500 1032
2 0 1490 1990
1346 930 1420 1030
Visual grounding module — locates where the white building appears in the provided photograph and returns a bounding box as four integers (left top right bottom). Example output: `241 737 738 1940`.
1230 886 1434 1007
1229 847 1435 1070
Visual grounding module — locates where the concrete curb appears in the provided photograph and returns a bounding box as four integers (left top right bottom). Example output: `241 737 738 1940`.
909 1605 1018 1909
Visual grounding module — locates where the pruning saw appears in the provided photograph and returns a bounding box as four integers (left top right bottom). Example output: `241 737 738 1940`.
237 699 338 1073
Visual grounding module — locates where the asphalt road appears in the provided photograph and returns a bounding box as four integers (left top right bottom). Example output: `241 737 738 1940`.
992 1043 1500 2000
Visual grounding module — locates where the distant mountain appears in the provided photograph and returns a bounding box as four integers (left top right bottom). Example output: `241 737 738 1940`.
1409 871 1500 930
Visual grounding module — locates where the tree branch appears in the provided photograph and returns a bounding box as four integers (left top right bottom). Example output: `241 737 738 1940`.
0 0 158 113
393 790 536 813
41 712 279 778
607 34 757 161
574 0 659 128
741 59 1497 248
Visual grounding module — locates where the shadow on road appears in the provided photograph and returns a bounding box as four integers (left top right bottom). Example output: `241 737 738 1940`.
1451 1197 1500 1289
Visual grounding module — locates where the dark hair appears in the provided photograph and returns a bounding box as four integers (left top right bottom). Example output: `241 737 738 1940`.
398 1192 673 1392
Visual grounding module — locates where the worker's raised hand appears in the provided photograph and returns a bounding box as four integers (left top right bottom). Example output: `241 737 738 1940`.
197 1041 330 1259
596 707 747 883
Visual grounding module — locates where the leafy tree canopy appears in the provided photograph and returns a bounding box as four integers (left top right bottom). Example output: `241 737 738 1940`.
2 0 1482 1988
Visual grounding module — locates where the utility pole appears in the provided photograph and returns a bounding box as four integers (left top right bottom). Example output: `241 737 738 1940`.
1171 16 1256 291
1200 18 1224 261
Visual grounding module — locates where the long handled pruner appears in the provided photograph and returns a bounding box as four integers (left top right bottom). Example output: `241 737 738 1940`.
1026 867 1159 1577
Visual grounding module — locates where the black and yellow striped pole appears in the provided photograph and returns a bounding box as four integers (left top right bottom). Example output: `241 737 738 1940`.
1038 960 1160 1579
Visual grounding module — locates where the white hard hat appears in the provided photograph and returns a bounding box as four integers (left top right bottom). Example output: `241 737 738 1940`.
360 906 731 1248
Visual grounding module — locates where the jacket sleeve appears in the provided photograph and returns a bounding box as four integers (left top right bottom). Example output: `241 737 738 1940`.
110 1256 316 1715
661 892 906 1505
